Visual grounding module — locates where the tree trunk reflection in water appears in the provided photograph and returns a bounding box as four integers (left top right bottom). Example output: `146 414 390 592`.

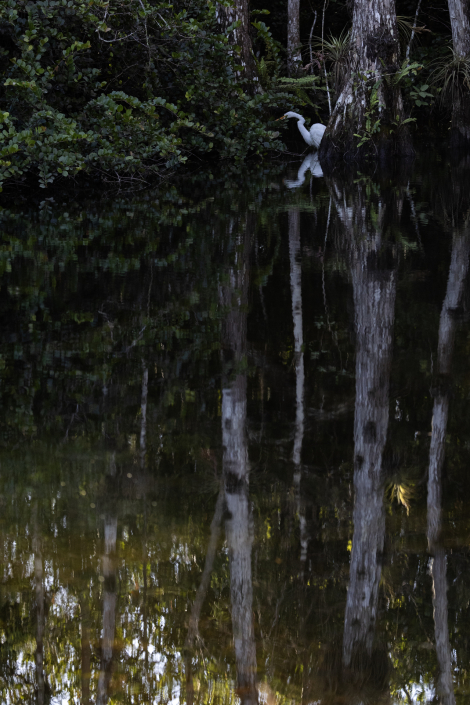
288 209 308 569
97 455 118 705
185 485 224 705
221 215 258 705
80 597 91 705
140 362 149 672
427 233 470 705
334 194 396 670
33 503 45 705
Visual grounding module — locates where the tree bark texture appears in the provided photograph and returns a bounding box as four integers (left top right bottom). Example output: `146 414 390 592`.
220 213 258 705
331 180 396 675
448 0 470 57
288 210 308 568
447 0 470 145
96 513 118 705
319 0 412 162
287 0 302 76
343 251 396 667
216 1 260 89
427 232 470 705
97 456 119 705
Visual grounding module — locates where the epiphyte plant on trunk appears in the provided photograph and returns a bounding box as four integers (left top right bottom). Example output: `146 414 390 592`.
351 59 422 151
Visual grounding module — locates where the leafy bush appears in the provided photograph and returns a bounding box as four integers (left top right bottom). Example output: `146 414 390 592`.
0 0 290 190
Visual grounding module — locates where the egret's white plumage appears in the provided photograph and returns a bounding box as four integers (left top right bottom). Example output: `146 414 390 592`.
280 111 326 149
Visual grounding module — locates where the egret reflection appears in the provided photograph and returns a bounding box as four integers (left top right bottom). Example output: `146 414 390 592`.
284 153 323 189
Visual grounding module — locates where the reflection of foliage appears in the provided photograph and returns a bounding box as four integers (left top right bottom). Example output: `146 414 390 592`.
387 476 417 515
2 157 470 703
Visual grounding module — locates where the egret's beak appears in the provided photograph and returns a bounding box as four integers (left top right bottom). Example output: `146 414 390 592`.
276 116 286 121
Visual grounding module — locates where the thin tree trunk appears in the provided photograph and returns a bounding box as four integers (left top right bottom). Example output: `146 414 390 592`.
140 362 148 469
186 486 224 649
319 0 412 161
287 0 302 76
185 485 224 705
216 1 260 90
80 597 91 705
406 0 423 59
427 232 470 705
447 0 470 146
97 456 119 705
288 210 309 570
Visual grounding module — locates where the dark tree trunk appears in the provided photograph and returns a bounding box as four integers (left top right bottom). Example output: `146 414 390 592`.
287 0 302 76
319 0 412 162
217 1 260 90
447 0 470 147
220 213 258 705
427 232 470 705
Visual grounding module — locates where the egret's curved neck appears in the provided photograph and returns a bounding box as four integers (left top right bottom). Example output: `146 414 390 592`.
296 118 313 147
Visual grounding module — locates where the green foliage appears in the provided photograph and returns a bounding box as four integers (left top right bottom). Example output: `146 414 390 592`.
392 59 423 85
251 17 319 111
0 0 288 190
409 83 434 108
351 60 431 150
252 16 283 88
353 79 384 149
274 75 320 108
387 59 439 112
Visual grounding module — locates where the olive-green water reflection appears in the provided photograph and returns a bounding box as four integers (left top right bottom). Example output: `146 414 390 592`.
1 154 470 704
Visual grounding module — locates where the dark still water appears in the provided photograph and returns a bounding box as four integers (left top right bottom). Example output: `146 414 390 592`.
1 151 470 705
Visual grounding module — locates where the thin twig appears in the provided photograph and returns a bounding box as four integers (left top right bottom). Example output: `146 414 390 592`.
321 0 332 115
406 0 423 59
125 325 147 353
322 196 332 331
309 11 318 75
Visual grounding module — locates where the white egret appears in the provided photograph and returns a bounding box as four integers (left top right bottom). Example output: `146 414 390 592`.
278 112 326 149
